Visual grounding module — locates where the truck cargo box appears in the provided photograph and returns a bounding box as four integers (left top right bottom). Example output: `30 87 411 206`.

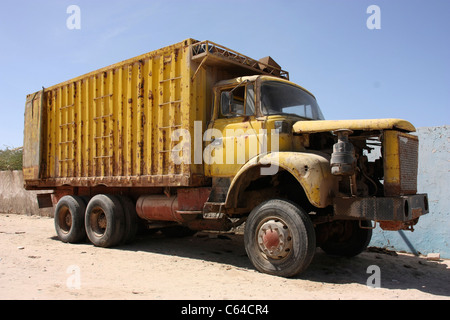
23 39 287 190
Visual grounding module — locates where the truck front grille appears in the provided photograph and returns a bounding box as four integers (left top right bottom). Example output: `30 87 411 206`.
399 134 418 193
383 131 418 196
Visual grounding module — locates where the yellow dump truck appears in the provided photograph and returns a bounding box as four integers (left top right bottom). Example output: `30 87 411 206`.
23 39 429 277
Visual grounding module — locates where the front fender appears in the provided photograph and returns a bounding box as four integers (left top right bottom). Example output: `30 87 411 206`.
225 151 338 209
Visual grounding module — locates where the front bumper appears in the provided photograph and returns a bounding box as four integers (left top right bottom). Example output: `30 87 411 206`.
333 194 429 230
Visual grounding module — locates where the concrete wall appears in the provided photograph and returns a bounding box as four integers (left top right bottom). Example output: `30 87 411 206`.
0 170 53 217
370 125 450 258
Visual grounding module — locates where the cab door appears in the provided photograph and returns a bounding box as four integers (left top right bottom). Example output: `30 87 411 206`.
204 81 265 177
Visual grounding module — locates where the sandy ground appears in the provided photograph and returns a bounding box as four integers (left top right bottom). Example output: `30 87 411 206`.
0 213 449 300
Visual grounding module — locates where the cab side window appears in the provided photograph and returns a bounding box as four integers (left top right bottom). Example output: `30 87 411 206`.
220 83 255 118
246 83 255 116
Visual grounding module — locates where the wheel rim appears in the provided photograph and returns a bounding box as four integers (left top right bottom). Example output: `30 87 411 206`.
90 207 107 237
256 217 293 260
58 206 72 234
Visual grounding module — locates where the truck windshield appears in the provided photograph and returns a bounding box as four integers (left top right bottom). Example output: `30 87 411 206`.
261 81 325 120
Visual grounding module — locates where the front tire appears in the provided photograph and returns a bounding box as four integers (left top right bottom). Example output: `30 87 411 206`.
244 199 316 278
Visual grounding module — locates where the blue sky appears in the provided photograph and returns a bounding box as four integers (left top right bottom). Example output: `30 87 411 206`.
0 0 449 148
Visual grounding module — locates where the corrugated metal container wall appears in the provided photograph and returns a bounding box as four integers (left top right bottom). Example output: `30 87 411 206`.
25 39 209 188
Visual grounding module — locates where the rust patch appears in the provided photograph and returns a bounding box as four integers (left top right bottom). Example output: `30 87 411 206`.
379 218 419 231
378 221 405 231
177 187 211 211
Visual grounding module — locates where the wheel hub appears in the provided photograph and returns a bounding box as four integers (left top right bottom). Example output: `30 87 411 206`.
64 213 72 228
97 213 107 230
257 219 292 259
58 206 72 233
90 208 107 236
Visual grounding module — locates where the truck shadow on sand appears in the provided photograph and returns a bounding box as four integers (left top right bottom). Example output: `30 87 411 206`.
304 248 450 297
115 231 450 298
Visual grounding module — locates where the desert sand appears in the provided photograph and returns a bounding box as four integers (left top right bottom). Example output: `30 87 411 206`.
0 213 449 300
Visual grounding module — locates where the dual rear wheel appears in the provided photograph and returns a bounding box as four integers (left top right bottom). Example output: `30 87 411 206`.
54 194 139 247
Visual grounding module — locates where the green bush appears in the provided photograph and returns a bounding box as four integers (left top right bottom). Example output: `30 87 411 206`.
0 147 23 171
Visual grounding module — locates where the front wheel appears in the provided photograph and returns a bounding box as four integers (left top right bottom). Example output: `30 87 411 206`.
244 199 316 278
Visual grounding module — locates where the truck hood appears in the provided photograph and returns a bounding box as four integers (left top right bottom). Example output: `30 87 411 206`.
292 118 416 134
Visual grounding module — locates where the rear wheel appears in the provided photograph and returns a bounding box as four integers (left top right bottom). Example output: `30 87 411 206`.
244 199 316 278
118 196 139 244
54 195 86 243
85 194 125 248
